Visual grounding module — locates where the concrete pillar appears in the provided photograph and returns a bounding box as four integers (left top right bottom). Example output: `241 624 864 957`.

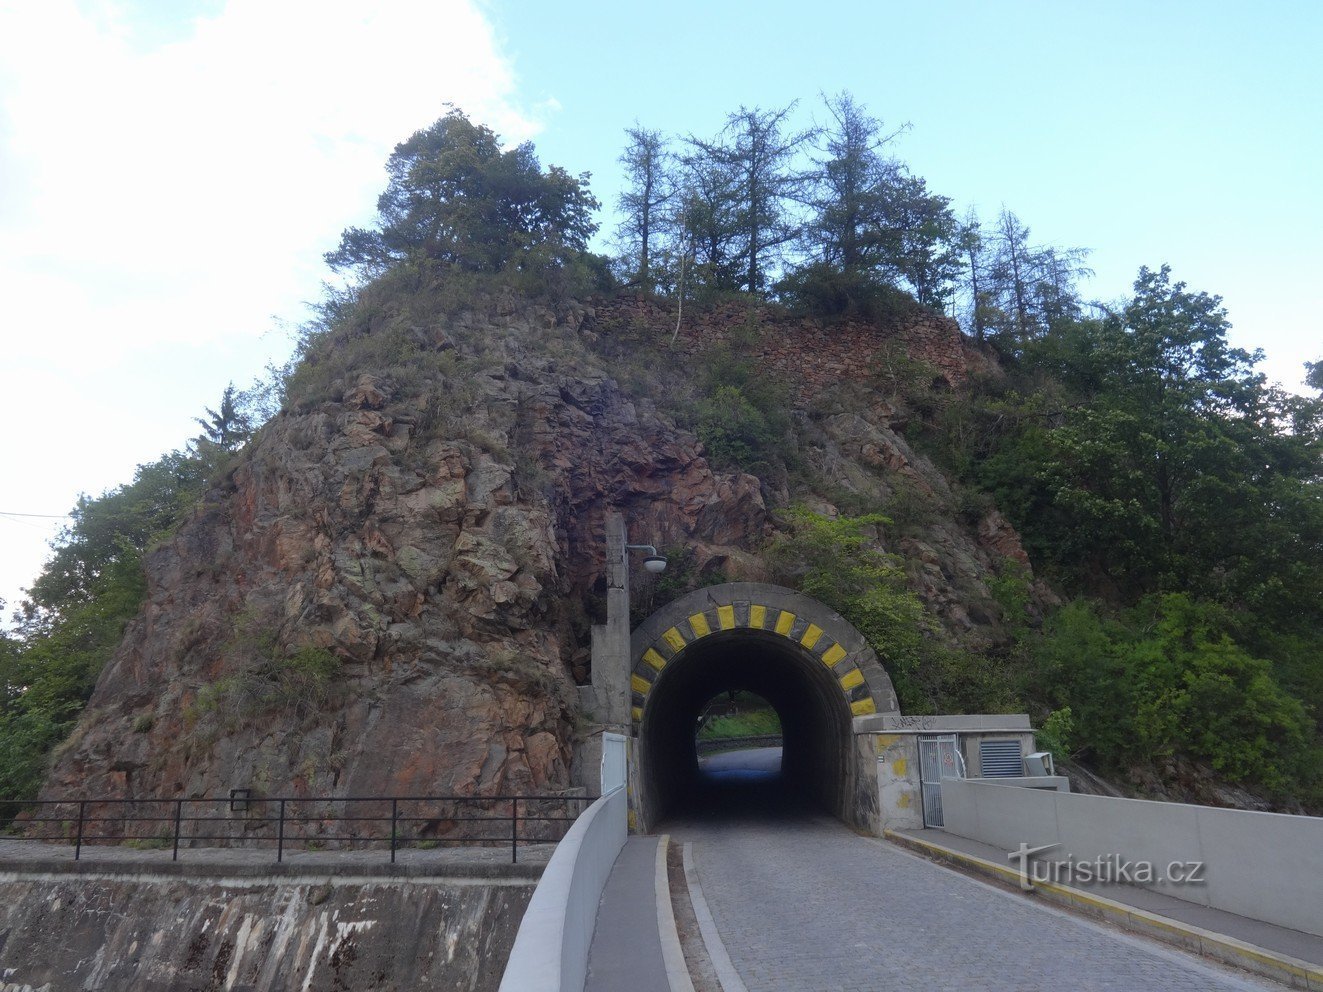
587 512 632 729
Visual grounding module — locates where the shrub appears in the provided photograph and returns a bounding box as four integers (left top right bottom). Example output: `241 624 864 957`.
767 510 931 705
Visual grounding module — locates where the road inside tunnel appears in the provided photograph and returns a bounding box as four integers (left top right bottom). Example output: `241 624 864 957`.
679 746 817 824
638 630 855 827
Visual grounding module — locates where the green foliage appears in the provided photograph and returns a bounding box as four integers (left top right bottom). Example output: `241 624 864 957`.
1037 707 1075 762
22 452 210 620
326 108 599 278
615 124 675 292
698 708 783 739
987 565 1032 632
683 102 815 297
694 385 780 473
971 267 1323 628
193 383 252 452
189 643 344 730
775 262 918 324
767 510 931 706
653 336 797 481
1027 596 1317 798
1 444 219 808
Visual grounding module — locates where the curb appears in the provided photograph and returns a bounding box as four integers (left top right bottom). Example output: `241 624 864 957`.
655 835 695 992
681 842 747 992
884 829 1323 992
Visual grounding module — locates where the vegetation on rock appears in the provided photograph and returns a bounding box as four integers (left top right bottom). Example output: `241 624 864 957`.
3 101 1319 817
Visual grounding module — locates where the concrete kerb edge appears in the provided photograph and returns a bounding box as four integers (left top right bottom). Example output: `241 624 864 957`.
681 841 747 992
655 834 696 992
883 829 1323 992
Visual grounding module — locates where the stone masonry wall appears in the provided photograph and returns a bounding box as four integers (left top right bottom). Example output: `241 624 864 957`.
590 296 969 401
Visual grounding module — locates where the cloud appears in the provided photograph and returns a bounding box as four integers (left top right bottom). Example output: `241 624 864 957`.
0 0 539 614
0 0 537 339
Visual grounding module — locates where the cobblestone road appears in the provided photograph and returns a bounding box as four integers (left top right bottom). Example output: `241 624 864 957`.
669 767 1281 992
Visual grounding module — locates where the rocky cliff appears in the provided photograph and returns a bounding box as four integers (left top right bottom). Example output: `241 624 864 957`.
42 286 1036 809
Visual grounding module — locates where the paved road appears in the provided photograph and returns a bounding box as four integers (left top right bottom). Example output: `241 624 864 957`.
669 750 1281 992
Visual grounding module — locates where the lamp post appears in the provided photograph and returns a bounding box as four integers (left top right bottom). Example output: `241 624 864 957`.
626 544 668 575
587 515 665 727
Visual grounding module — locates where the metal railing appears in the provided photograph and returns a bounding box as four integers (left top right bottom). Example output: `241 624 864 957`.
0 793 591 864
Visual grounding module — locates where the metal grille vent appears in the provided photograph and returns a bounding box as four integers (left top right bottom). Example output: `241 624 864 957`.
979 739 1024 777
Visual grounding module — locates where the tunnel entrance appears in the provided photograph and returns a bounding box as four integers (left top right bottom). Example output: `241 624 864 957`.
627 583 899 831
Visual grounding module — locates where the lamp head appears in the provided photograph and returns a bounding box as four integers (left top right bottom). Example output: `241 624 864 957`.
643 555 667 574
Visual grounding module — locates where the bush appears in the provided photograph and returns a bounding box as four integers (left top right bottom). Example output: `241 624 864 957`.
1026 595 1316 798
776 262 918 325
767 510 932 705
188 643 344 730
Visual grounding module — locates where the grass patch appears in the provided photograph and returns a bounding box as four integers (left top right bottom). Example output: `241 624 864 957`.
698 709 782 740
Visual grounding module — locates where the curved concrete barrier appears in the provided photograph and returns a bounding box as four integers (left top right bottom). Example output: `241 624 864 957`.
498 787 627 992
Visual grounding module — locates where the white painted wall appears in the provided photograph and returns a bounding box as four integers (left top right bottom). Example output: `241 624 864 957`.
942 779 1323 937
498 787 628 992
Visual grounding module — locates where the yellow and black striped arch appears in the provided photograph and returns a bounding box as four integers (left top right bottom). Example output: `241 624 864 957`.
629 599 880 726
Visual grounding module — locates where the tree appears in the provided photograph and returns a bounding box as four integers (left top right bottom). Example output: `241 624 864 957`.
193 383 251 453
615 125 674 292
878 173 959 309
2 447 214 807
955 208 991 340
984 208 1091 347
987 208 1037 341
981 265 1315 604
686 103 815 295
1306 358 1323 393
790 93 956 314
674 148 743 293
802 93 904 275
326 109 599 276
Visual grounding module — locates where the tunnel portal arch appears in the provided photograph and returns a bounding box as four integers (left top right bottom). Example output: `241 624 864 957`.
628 582 899 830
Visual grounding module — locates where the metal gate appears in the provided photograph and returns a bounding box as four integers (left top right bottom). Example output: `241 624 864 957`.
918 734 965 827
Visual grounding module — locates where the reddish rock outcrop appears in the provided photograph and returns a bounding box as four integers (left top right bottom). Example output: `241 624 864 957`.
42 292 1033 809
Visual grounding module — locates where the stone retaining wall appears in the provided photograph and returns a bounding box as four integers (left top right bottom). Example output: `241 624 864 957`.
591 296 969 400
0 864 535 991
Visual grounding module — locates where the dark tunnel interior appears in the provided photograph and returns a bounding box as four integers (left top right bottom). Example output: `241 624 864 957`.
639 631 855 825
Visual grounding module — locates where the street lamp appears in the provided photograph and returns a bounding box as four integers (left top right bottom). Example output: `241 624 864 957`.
626 544 667 574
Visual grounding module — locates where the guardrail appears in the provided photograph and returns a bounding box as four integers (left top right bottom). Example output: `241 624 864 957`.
696 734 783 756
0 794 591 865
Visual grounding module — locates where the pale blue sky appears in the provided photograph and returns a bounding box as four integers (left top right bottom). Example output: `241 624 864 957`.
1 0 1319 614
490 0 1321 383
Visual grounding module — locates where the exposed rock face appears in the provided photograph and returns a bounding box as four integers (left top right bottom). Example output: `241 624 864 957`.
42 293 1035 807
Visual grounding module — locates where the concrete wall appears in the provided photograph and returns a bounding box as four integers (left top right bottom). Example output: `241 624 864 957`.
874 732 924 831
869 716 1038 832
499 786 628 992
942 780 1323 937
0 867 533 991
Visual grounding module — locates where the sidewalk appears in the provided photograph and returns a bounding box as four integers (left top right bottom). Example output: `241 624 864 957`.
889 827 1323 989
584 836 673 992
0 836 549 880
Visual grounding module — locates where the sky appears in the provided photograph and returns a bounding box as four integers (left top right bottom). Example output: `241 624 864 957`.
1 0 1320 620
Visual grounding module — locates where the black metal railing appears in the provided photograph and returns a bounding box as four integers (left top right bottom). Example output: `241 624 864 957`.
0 793 591 864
